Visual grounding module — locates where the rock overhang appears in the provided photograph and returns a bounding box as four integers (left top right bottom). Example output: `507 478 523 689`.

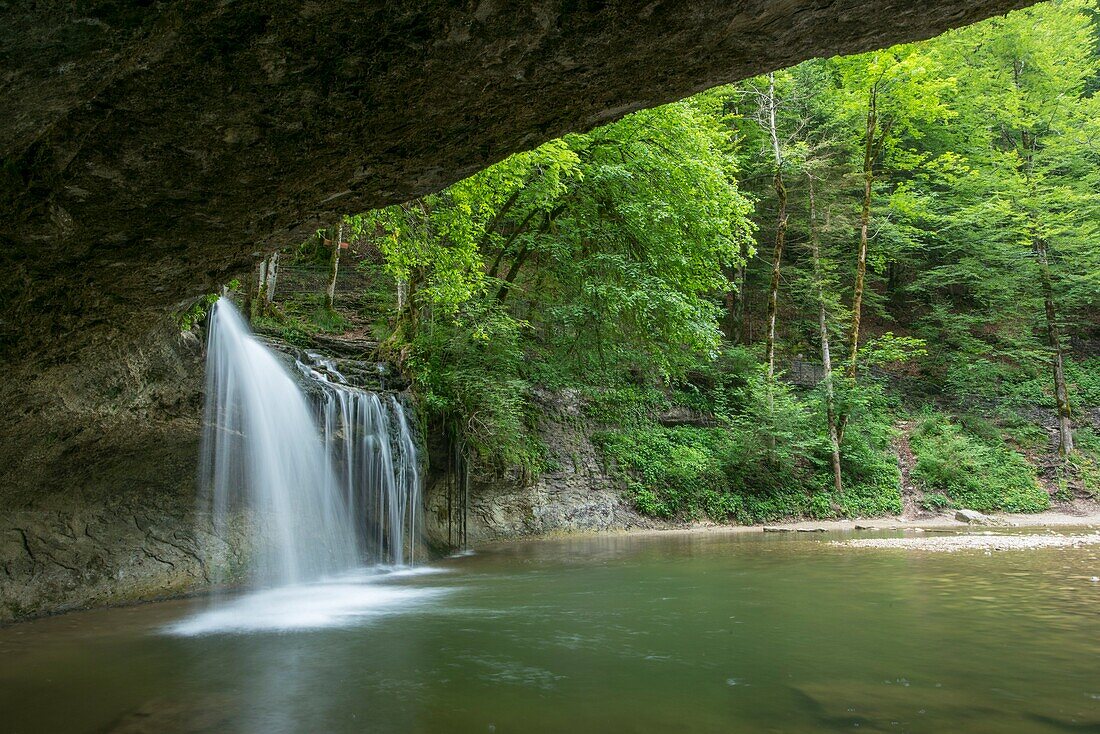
1 0 1037 358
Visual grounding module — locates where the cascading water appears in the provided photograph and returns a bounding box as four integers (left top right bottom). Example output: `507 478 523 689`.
298 352 422 567
171 298 432 634
200 299 359 586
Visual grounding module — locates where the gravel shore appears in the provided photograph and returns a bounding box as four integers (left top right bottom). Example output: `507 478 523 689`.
834 531 1100 552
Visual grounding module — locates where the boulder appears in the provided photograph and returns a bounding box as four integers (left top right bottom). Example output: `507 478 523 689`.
955 509 994 524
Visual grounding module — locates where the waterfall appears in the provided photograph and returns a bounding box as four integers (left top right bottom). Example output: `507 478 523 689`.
299 353 423 567
200 298 423 591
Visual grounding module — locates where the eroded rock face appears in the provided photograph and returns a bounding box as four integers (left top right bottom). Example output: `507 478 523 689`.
0 0 1034 619
1 504 246 623
0 322 217 622
424 389 655 548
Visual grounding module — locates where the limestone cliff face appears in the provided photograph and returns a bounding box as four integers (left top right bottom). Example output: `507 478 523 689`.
0 502 246 624
0 320 227 622
0 319 411 623
423 389 653 549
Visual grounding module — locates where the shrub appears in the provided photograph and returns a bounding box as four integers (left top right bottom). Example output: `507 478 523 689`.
594 426 733 520
1067 358 1100 408
832 435 904 518
594 385 903 524
408 302 547 476
995 410 1050 451
1071 427 1100 497
921 492 952 511
582 386 669 427
909 411 1048 513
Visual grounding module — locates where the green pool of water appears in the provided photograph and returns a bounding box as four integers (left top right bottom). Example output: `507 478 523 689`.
2 528 1099 733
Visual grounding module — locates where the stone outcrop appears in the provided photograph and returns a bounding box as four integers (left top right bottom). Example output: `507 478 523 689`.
955 508 995 525
0 322 215 622
1 504 244 623
424 389 654 547
2 1 1036 362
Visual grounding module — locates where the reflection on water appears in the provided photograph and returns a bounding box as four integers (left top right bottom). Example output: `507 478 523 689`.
2 529 1099 733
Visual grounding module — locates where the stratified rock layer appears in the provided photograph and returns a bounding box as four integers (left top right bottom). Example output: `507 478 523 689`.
0 324 212 622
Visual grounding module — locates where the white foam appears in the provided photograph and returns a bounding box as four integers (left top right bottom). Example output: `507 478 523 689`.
166 570 447 635
377 565 451 578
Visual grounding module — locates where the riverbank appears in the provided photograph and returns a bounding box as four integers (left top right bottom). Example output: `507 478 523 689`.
753 506 1100 533
474 502 1100 548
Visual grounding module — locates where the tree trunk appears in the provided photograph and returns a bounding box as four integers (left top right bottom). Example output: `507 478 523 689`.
849 85 877 379
1035 235 1074 456
763 74 786 378
762 73 786 457
247 257 266 321
765 169 786 379
737 261 748 343
265 251 279 306
325 222 343 312
1009 49 1073 458
722 269 738 342
809 176 843 495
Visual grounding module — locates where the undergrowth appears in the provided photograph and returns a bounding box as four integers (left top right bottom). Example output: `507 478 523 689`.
592 371 902 524
1070 427 1100 497
909 411 1048 512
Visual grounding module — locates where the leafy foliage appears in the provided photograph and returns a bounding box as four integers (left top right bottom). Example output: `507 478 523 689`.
909 412 1049 512
352 96 756 470
593 364 901 522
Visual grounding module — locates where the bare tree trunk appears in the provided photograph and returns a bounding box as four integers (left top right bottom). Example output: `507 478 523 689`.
396 279 407 313
737 261 748 343
760 73 787 458
764 73 786 381
849 85 877 379
325 222 343 312
247 257 267 321
809 176 843 495
265 251 279 306
766 172 786 379
1035 235 1074 456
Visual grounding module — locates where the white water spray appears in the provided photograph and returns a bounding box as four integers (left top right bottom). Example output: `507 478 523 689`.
196 298 423 593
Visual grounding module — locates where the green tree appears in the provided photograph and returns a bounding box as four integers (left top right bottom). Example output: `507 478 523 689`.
830 46 955 376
